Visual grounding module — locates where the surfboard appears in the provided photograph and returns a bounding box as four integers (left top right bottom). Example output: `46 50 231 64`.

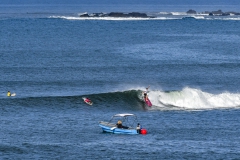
144 97 152 107
7 93 16 97
82 97 93 105
142 91 152 107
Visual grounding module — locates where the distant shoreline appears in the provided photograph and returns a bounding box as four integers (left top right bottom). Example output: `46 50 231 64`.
80 10 240 18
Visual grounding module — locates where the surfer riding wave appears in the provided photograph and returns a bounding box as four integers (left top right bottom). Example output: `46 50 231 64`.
142 86 152 107
143 86 150 99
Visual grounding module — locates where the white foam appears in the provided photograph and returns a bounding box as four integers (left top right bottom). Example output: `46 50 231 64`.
171 12 187 15
49 15 180 21
49 15 154 21
158 12 172 15
192 16 205 19
148 87 240 110
221 17 240 21
205 17 240 21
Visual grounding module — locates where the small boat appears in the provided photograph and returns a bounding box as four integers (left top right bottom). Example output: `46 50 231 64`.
99 113 147 134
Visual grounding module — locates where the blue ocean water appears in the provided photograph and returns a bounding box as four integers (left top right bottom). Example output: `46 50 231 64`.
1 1 240 159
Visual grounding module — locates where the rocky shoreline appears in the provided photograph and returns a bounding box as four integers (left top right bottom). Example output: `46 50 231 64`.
79 10 240 18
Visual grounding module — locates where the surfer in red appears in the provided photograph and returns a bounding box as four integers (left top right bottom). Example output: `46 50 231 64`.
85 98 91 103
143 86 152 107
143 86 150 101
143 93 148 101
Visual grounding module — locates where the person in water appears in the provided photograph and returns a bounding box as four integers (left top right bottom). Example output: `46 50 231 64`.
7 91 11 97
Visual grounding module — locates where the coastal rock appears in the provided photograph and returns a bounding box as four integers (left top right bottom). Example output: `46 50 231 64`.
209 13 214 16
127 12 148 18
212 10 223 15
80 13 89 17
108 12 125 17
208 10 232 16
108 12 148 18
221 13 230 16
208 10 223 16
226 12 240 15
80 12 153 18
202 10 240 16
186 9 197 14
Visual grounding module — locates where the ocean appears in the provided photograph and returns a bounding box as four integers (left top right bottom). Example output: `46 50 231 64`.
1 1 240 159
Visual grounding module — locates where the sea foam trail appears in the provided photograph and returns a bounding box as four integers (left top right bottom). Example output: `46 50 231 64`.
149 87 240 110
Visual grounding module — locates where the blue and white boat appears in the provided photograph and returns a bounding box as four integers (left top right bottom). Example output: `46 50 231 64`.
99 113 147 134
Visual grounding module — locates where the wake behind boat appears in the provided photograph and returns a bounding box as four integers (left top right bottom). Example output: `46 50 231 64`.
99 113 147 134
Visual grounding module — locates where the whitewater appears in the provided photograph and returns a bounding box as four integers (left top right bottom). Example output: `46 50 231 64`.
147 87 240 110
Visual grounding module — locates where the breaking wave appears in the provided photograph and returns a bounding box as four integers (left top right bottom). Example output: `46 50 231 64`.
2 87 240 111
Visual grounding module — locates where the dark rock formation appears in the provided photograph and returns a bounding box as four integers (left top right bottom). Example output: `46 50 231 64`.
209 13 213 16
200 9 240 16
108 12 148 18
186 9 197 14
80 13 89 17
212 10 223 15
127 12 148 18
221 13 230 16
108 12 125 17
80 12 153 18
209 10 231 16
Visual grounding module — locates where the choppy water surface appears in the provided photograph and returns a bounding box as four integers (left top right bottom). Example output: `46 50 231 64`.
1 1 240 159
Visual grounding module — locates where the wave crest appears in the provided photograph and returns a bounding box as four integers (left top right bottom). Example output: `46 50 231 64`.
153 87 240 110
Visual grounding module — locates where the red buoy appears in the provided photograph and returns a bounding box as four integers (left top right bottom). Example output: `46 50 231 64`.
140 128 147 134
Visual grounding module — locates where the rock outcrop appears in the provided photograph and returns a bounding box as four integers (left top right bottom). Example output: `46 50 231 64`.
186 9 197 14
187 9 240 16
80 12 154 18
203 10 240 16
